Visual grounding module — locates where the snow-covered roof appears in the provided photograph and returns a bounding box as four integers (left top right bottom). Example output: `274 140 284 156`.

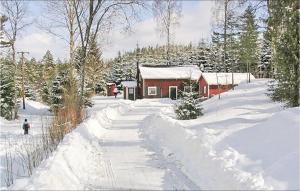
139 65 201 80
121 81 137 87
202 73 255 85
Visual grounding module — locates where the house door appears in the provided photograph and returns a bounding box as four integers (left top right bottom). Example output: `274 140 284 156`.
128 88 135 100
169 86 177 100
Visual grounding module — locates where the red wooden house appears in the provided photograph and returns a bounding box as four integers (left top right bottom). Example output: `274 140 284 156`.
199 73 255 97
138 65 202 100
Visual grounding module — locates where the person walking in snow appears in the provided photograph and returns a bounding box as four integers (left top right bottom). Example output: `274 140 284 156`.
22 119 30 135
113 87 118 98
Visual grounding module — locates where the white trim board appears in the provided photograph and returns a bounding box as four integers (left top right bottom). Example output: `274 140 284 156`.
169 86 178 100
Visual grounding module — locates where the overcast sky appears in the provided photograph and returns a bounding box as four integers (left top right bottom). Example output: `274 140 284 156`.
15 1 214 61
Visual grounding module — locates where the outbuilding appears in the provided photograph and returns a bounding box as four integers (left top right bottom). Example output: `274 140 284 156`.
121 81 137 100
199 73 255 97
138 65 202 100
106 83 116 96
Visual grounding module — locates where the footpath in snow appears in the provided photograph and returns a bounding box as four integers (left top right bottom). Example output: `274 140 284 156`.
0 100 53 189
7 79 300 190
10 97 199 190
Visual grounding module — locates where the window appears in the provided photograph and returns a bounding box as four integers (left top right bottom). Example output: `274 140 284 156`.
184 86 192 92
204 86 207 94
128 88 134 94
148 87 157 95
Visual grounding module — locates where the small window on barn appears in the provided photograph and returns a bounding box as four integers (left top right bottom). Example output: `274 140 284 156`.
184 86 192 92
148 87 157 95
204 86 207 94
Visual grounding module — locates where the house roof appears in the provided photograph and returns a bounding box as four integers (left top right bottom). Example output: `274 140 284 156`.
121 81 137 87
201 73 255 85
139 65 201 80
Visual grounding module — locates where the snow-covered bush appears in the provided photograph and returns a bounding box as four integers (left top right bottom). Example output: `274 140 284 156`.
175 90 203 120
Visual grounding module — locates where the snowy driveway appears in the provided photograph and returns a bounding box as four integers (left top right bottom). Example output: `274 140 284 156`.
91 99 199 190
11 97 199 190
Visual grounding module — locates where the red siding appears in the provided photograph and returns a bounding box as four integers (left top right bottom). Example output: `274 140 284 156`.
199 76 208 97
199 76 233 97
141 79 191 98
209 85 233 96
106 83 116 96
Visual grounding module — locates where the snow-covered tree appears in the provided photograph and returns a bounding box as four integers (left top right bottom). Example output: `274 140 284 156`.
42 50 56 82
175 81 203 120
0 57 16 119
85 36 107 95
268 0 299 107
238 6 259 75
259 32 272 78
50 72 66 112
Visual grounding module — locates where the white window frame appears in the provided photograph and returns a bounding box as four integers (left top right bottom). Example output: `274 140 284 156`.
169 86 178 100
148 86 157 96
204 86 207 94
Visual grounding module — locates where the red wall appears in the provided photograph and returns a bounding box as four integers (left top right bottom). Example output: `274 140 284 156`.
199 76 233 97
142 79 191 98
199 76 208 97
106 84 116 96
209 85 233 96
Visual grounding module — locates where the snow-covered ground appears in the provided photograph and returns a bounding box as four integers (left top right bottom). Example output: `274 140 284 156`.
142 79 299 190
4 79 300 190
0 100 53 189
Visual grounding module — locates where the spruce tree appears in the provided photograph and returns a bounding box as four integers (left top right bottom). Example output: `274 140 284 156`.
42 50 56 82
86 36 106 95
175 81 203 120
259 32 272 78
268 0 299 107
238 6 259 75
0 58 16 120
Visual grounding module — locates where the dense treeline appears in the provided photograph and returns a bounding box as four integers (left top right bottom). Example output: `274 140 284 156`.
0 0 298 122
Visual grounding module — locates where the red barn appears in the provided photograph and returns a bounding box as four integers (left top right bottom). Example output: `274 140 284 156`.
138 65 202 99
199 73 255 97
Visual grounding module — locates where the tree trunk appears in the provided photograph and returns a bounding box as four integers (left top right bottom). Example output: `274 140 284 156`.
224 0 228 72
293 60 299 107
12 43 17 119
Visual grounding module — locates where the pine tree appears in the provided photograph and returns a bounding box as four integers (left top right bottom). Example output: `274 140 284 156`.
42 50 56 82
50 72 66 112
86 36 106 95
259 32 272 78
238 6 259 75
0 57 16 120
268 0 299 107
175 81 203 120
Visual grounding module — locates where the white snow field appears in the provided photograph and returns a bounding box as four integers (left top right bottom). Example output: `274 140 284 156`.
6 79 300 190
0 100 53 189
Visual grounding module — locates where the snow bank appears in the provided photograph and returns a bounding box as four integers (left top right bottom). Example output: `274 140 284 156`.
10 102 130 190
142 114 274 190
218 108 300 189
141 79 299 190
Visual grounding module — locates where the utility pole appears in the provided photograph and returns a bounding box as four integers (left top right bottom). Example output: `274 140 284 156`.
136 43 141 99
17 51 29 109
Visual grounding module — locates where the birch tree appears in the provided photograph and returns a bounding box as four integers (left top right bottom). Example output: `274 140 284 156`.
1 0 31 119
41 1 78 65
71 0 143 105
152 0 181 65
